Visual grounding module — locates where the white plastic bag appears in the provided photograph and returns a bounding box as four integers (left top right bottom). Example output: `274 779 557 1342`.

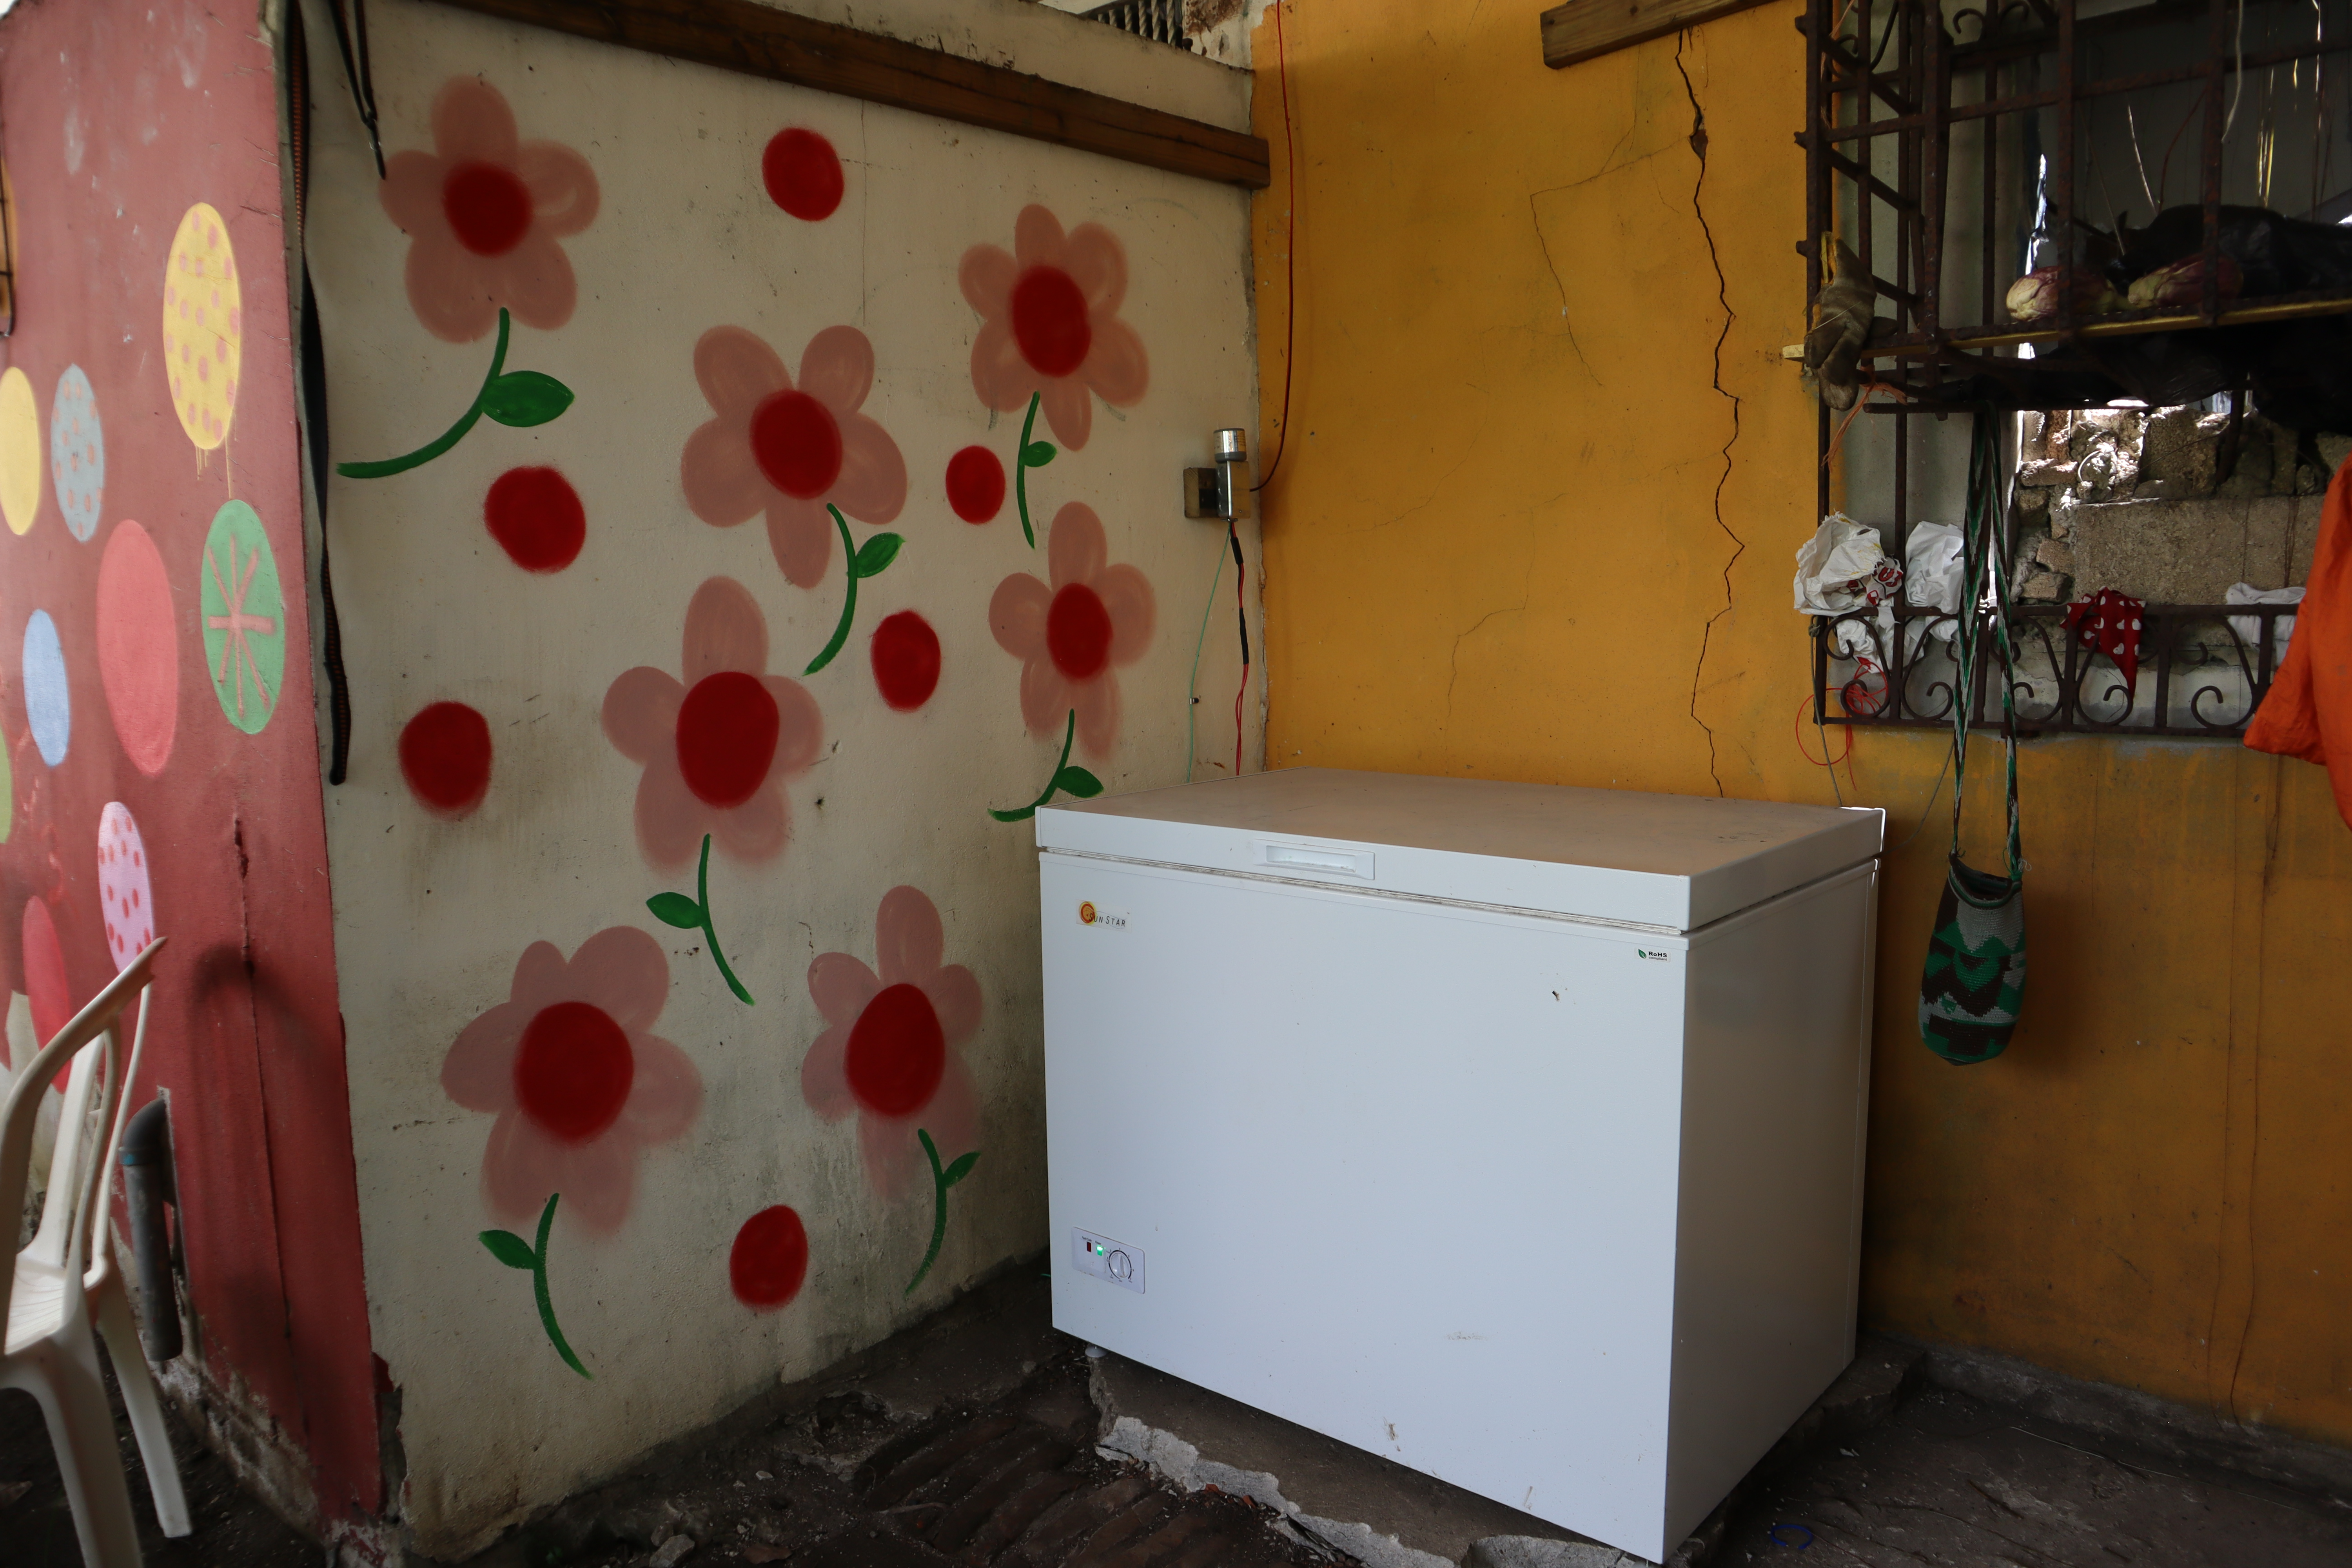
1902 521 1965 659
2225 582 2304 665
1904 521 1965 613
1794 513 1895 615
1796 514 1904 667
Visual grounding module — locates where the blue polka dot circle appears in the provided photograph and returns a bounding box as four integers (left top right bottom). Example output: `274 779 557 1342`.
50 366 103 543
23 610 71 767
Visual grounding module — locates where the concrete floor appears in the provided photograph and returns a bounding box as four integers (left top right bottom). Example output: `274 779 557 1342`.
4 1267 2349 1567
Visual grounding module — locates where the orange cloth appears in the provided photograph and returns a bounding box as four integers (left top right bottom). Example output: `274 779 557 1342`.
2246 459 2352 827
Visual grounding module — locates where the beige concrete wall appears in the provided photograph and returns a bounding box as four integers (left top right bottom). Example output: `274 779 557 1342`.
294 0 1259 1551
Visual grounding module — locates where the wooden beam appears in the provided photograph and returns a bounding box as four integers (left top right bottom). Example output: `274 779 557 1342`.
420 0 1271 188
1541 0 1781 71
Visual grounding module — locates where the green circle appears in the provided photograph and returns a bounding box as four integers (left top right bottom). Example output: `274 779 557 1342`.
199 500 286 735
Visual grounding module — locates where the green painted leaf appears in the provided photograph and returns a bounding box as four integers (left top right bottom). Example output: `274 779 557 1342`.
481 372 575 427
942 1152 980 1188
479 1230 537 1270
1022 441 1056 468
987 804 1037 823
1055 767 1105 799
647 892 705 929
852 533 904 578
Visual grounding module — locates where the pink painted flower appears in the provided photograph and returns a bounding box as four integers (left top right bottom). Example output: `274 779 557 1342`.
379 78 600 343
681 325 908 588
802 887 982 1200
441 927 700 1235
602 577 823 869
989 503 1155 760
960 205 1149 452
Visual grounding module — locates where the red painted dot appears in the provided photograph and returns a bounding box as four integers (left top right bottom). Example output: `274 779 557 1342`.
751 390 844 500
514 1000 635 1144
1011 265 1092 378
484 467 586 572
944 446 1006 523
20 899 73 1092
676 671 780 808
399 702 494 818
731 1205 810 1309
844 983 945 1118
443 162 534 256
870 611 941 711
1047 583 1112 681
762 128 845 222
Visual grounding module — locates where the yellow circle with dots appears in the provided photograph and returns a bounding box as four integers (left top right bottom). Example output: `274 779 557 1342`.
161 202 242 452
0 367 40 536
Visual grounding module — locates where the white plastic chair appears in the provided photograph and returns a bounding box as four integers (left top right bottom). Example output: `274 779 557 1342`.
0 938 190 1565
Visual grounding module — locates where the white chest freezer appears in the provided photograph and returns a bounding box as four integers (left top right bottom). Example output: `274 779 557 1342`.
1036 769 1883 1563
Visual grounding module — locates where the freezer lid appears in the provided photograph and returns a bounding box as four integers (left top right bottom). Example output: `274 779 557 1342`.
1036 768 1883 931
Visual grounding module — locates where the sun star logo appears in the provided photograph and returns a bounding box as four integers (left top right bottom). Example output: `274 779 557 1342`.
1078 902 1097 925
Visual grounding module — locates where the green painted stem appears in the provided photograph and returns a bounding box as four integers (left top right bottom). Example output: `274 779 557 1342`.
989 709 1076 822
806 508 860 675
905 1129 977 1296
532 1193 591 1379
338 309 509 479
697 835 753 1005
1014 392 1042 548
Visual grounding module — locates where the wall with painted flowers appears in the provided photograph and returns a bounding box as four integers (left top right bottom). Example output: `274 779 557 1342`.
292 0 1261 1552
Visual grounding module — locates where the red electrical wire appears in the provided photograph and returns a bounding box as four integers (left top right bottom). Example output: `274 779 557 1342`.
1252 0 1299 495
1793 693 1860 800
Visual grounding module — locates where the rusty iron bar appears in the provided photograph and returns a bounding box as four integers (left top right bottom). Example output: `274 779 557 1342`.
1816 24 1920 114
1923 2 1949 338
1850 289 2352 358
2201 0 2228 323
1817 137 1922 212
2054 0 2077 340
1809 0 1831 529
1813 604 2298 737
1818 35 2352 142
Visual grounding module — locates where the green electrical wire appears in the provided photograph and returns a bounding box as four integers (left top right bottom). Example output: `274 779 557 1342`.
1184 534 1230 782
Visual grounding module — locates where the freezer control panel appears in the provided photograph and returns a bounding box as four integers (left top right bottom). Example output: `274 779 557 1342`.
1071 1228 1145 1294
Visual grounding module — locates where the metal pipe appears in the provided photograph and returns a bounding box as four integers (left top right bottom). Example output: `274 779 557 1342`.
119 1096 183 1363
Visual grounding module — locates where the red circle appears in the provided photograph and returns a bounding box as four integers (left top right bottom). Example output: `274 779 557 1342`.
762 128 845 222
730 1205 811 1308
484 467 586 572
1047 583 1113 681
750 390 844 500
21 899 72 1091
1011 266 1093 378
870 611 941 712
514 1001 635 1144
844 983 945 1117
443 162 534 256
944 446 1006 523
676 671 780 808
399 702 494 818
94 521 180 777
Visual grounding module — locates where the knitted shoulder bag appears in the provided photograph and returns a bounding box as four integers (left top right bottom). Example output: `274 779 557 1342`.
1919 411 2027 1066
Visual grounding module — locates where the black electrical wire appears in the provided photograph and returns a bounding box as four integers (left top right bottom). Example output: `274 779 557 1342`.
1229 520 1250 778
325 0 386 178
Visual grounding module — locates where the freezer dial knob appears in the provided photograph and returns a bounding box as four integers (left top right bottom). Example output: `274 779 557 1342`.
1071 1228 1145 1293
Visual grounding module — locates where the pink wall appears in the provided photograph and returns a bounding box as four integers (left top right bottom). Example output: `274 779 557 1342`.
0 0 377 1528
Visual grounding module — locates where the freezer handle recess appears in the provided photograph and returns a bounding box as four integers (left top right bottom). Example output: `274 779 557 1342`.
1258 842 1376 878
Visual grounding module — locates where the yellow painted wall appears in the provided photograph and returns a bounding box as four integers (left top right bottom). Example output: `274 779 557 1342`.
1250 0 2352 1447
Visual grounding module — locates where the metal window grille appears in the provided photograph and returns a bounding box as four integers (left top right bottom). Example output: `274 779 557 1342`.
1084 0 1192 49
1802 0 2352 739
